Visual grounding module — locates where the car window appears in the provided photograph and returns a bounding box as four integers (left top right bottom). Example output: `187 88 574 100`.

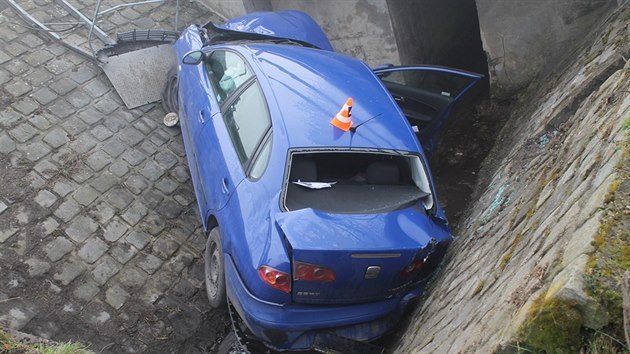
379 69 471 99
205 50 253 104
223 81 271 168
249 136 272 179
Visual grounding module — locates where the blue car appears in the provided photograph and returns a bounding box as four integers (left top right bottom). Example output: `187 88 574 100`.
173 10 481 351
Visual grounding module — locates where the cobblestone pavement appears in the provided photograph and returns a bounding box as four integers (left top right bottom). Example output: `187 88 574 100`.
0 1 232 352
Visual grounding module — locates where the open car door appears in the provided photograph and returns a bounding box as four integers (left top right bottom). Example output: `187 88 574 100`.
373 65 482 152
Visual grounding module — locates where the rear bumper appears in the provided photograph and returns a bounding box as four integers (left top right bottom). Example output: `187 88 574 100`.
225 254 423 351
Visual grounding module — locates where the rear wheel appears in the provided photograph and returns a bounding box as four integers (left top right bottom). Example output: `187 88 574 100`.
205 227 226 308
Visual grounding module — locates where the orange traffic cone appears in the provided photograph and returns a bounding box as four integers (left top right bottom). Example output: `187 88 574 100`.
330 97 353 131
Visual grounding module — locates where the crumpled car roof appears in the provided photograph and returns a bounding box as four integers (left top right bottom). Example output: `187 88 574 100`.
209 10 334 51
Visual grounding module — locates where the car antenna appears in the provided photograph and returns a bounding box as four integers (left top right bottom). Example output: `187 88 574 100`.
349 113 383 133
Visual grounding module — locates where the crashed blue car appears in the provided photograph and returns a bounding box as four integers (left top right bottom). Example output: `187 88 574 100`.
173 10 481 351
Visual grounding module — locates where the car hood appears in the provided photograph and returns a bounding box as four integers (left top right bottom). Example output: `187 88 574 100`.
216 10 334 51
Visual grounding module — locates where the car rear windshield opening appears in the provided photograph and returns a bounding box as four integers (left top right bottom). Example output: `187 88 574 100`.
283 151 434 214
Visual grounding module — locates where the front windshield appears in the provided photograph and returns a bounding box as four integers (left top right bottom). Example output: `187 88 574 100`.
283 151 434 214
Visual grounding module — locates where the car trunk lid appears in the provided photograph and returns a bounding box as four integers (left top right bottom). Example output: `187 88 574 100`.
275 207 442 304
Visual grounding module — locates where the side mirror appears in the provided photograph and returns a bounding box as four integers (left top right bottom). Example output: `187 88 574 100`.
182 50 204 65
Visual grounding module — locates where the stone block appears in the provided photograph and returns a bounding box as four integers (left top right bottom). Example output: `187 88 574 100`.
65 215 99 243
85 150 112 172
9 123 37 143
34 159 58 178
121 149 147 166
105 284 129 310
126 231 151 250
77 237 109 264
22 49 53 66
5 79 31 98
121 202 148 226
154 177 178 195
137 254 163 275
24 258 51 277
0 301 37 330
54 199 81 222
41 217 59 236
88 202 115 224
22 142 51 162
69 65 98 84
72 280 100 301
90 171 118 193
152 238 179 259
119 127 145 147
45 58 74 75
124 174 148 195
60 116 88 136
66 90 92 109
45 236 74 262
48 99 76 119
77 107 103 125
68 134 98 154
72 185 99 206
110 243 137 264
106 187 134 210
52 179 76 197
53 257 86 285
25 68 53 87
28 115 51 130
49 77 77 95
0 134 16 154
117 267 147 289
102 139 127 158
0 227 18 243
12 98 39 115
90 125 113 141
103 218 128 242
84 79 111 99
157 199 182 219
92 255 122 285
34 190 57 208
94 97 119 115
32 87 59 105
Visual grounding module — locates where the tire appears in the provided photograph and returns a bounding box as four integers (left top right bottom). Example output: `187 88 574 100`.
205 227 226 308
161 67 178 114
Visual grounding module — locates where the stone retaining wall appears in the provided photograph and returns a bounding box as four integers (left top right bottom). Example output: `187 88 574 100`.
395 4 630 353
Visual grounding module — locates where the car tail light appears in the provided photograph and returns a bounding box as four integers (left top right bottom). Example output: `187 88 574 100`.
400 258 425 276
293 261 336 282
258 266 291 293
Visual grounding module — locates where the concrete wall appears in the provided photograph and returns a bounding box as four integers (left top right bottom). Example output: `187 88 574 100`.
198 0 618 98
387 0 487 75
476 0 616 96
199 0 271 21
197 0 400 66
269 0 399 66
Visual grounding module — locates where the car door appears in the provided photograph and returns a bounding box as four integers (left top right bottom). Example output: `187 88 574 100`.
373 65 482 152
178 48 220 213
196 49 257 215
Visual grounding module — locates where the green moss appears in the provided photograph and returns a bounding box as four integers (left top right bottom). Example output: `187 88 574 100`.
517 297 583 354
471 280 485 298
623 114 630 130
601 30 610 45
584 129 630 350
584 330 629 354
0 329 92 354
500 231 523 270
525 206 536 219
